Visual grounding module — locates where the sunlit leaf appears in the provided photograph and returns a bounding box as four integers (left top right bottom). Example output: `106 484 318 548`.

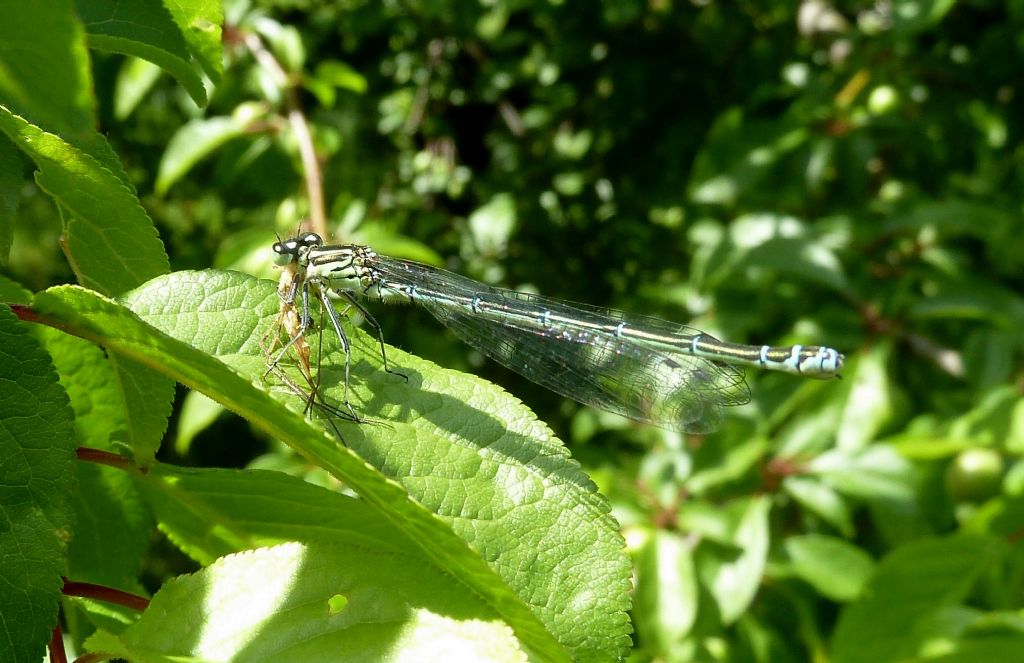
86 542 528 662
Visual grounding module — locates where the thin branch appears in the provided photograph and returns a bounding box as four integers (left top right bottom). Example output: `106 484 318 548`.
242 31 327 237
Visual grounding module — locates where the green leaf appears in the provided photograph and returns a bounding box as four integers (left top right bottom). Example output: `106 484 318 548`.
810 444 918 503
34 328 126 451
0 273 32 304
687 436 769 494
73 132 138 189
926 635 1024 663
85 542 529 662
835 343 898 451
69 464 151 594
476 6 510 41
688 108 810 207
316 60 368 93
889 0 957 35
0 134 20 264
26 282 564 659
305 60 368 107
831 535 1003 663
783 476 855 537
909 276 1024 329
783 534 874 602
0 0 95 138
76 0 211 106
702 213 848 292
886 199 1015 240
0 107 169 296
24 275 631 661
137 465 418 564
158 0 224 82
0 109 175 464
963 328 1017 390
0 304 78 663
39 316 172 467
156 116 251 195
469 193 517 256
694 496 771 624
947 386 1023 448
213 224 283 273
633 530 698 653
174 389 225 454
121 269 633 662
351 225 445 267
113 57 164 121
249 16 305 73
109 353 175 465
33 328 153 593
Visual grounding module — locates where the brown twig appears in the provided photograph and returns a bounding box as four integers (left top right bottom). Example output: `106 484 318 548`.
242 30 327 237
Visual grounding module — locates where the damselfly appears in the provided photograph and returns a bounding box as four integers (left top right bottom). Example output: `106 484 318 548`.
262 257 315 387
268 232 844 433
261 257 359 430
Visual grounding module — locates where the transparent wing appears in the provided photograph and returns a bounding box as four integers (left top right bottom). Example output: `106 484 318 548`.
367 257 751 433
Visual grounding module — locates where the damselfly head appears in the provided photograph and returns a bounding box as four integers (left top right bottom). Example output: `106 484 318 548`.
272 232 325 266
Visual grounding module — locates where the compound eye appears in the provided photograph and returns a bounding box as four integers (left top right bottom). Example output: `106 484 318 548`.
271 239 299 265
299 232 323 247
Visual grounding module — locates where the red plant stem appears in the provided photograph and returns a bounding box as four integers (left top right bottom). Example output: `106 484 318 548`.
62 578 150 612
49 625 68 663
75 447 137 471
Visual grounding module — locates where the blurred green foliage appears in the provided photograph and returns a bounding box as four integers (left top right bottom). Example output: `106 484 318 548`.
3 0 1024 661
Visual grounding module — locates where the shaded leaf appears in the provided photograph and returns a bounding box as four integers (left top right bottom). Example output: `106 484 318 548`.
0 134 19 264
305 60 368 107
77 0 210 106
0 273 32 304
0 304 78 663
137 465 418 563
689 108 810 207
156 116 252 195
114 57 164 121
831 535 1002 663
909 276 1024 330
0 0 94 138
174 390 225 454
692 213 847 293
